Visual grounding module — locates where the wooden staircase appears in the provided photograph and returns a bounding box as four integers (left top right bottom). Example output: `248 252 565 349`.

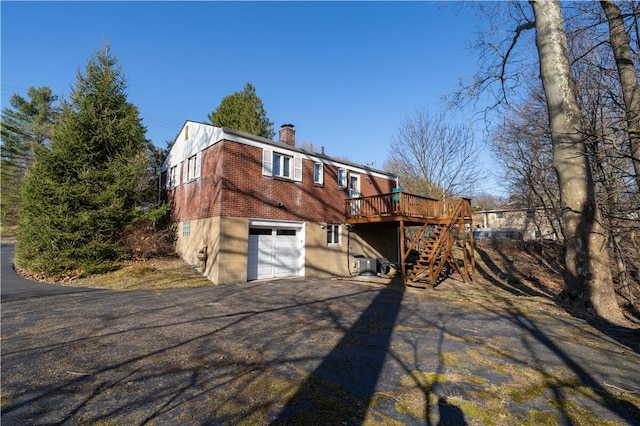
345 192 474 288
405 200 472 289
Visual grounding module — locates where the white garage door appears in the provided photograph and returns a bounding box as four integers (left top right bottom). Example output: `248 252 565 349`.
247 228 301 281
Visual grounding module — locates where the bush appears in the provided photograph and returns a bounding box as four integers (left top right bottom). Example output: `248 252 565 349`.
122 223 176 260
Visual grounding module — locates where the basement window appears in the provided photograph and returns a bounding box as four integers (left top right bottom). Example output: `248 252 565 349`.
327 224 340 245
182 221 191 237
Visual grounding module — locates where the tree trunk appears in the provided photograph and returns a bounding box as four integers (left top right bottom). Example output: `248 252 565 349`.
593 135 634 306
601 0 640 193
531 0 625 323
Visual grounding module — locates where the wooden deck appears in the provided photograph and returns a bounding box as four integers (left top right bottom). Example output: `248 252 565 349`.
345 191 475 287
345 191 473 224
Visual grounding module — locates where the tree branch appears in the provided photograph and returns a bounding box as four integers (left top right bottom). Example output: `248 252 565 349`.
501 21 536 101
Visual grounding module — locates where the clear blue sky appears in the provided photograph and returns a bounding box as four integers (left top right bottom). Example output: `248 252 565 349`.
1 1 502 195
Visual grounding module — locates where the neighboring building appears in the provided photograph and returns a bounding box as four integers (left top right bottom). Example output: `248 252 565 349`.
161 121 399 284
473 205 560 241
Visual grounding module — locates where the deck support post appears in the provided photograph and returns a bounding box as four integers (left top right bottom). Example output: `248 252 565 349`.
399 219 406 286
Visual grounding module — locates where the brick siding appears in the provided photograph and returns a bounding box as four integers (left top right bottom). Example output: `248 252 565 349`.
168 139 395 223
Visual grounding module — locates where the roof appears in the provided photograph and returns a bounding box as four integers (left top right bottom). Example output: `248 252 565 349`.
162 120 398 181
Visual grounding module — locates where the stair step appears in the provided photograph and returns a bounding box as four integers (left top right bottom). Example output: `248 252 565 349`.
418 254 444 262
405 281 428 289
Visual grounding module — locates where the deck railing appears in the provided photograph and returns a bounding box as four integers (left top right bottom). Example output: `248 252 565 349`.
345 191 472 221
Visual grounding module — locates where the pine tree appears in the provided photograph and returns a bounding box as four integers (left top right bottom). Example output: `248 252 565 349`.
208 82 275 139
16 45 158 275
0 87 58 233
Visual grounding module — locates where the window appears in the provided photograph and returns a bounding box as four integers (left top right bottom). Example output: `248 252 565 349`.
495 212 504 219
262 149 302 181
313 162 323 185
337 168 347 188
182 221 191 237
169 165 178 188
250 228 272 235
186 154 200 181
327 224 340 245
273 152 292 178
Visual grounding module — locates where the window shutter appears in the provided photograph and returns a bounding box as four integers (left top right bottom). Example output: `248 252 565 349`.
294 156 302 181
262 149 272 176
338 168 347 188
182 161 188 183
195 152 201 178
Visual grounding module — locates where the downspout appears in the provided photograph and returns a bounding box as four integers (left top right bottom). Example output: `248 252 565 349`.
347 224 354 277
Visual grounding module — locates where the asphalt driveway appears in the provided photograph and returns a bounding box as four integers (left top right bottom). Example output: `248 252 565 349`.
2 243 639 425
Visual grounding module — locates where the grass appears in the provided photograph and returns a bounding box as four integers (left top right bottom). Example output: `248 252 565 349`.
71 256 212 291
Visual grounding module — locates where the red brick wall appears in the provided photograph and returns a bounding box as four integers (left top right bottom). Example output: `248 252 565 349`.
169 143 223 222
170 139 396 223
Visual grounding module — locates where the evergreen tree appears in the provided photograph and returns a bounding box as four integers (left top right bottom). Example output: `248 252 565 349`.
0 87 58 232
208 82 275 139
16 45 158 275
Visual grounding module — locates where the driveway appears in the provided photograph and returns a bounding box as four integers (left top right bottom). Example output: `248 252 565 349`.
1 244 101 301
2 243 639 425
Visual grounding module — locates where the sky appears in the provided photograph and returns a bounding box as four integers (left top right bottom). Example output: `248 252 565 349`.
1 1 503 196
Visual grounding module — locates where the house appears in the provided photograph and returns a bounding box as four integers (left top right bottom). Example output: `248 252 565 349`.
473 205 560 241
161 121 399 284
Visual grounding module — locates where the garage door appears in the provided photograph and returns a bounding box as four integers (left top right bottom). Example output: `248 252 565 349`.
247 228 300 280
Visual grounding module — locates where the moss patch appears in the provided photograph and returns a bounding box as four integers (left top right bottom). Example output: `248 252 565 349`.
374 338 636 426
523 409 559 425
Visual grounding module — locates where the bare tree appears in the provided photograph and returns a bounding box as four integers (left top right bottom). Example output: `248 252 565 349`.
452 1 639 322
491 87 563 240
384 108 483 199
472 193 507 210
601 0 640 193
567 1 639 308
531 0 625 323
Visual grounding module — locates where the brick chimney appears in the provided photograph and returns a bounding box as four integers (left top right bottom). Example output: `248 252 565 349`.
279 124 295 146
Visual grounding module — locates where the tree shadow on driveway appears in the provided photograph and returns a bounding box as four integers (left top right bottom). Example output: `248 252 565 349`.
271 283 405 424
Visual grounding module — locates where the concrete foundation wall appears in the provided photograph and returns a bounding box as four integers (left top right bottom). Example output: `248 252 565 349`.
305 224 349 277
175 216 221 282
176 217 399 284
217 217 249 284
351 224 398 262
175 216 249 285
305 223 398 278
